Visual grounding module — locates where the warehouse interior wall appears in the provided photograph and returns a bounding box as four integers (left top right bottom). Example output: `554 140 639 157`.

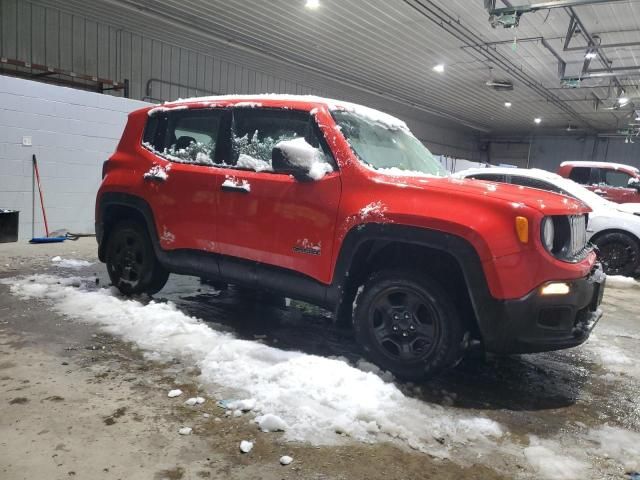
0 0 481 161
0 75 149 240
487 135 640 171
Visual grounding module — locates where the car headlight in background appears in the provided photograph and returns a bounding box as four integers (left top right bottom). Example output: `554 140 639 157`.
542 217 555 252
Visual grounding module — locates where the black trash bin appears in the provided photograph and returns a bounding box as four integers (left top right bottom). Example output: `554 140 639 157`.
0 209 19 243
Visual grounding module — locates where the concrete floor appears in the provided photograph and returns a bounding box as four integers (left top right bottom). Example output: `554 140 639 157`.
1 238 639 479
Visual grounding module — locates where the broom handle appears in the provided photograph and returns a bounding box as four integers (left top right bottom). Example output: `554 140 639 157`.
32 155 50 237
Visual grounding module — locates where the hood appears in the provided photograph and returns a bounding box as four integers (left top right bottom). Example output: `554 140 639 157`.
369 173 590 216
616 203 640 216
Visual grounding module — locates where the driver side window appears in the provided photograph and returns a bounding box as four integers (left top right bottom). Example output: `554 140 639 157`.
602 169 632 188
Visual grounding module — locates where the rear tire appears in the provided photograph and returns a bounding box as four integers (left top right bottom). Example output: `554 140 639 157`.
105 221 169 295
593 232 640 277
353 269 464 380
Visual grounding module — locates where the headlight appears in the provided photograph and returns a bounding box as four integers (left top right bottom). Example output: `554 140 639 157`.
541 217 555 251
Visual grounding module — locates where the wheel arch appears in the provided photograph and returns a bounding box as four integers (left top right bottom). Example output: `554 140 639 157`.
590 228 640 246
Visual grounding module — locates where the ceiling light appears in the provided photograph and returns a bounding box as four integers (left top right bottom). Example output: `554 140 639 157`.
584 51 597 60
534 117 542 124
504 102 512 108
433 64 445 73
305 0 320 9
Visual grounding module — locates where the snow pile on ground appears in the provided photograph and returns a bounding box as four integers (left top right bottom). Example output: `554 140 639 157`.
587 426 640 471
51 258 93 269
3 274 503 458
275 137 333 180
605 275 640 290
523 436 588 480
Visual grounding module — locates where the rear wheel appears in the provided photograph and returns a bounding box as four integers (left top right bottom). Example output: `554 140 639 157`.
593 232 640 277
353 269 464 380
105 221 169 295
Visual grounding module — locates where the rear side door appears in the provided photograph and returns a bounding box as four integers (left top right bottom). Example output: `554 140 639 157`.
596 167 639 203
140 108 230 252
214 107 341 284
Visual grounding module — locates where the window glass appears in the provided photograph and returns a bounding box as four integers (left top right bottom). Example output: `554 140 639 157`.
508 176 563 194
467 173 506 182
143 109 224 166
231 108 334 172
568 167 592 185
603 169 632 188
332 110 446 176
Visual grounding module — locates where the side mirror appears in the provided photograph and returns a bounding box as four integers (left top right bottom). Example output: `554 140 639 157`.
272 146 314 182
628 177 640 191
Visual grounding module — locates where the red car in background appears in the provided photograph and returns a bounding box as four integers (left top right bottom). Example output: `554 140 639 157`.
558 161 640 204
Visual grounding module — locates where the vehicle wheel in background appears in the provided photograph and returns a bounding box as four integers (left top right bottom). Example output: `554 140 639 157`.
593 232 640 277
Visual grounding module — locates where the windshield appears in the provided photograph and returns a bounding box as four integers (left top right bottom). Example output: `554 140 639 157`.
332 110 447 176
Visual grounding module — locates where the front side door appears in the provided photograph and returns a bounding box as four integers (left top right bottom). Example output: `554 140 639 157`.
214 107 341 284
141 108 229 252
596 168 640 203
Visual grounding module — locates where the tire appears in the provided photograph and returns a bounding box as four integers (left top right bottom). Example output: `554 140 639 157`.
353 269 464 380
105 220 169 295
593 232 640 277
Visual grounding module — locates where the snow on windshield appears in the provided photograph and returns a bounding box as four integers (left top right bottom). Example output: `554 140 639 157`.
332 110 446 178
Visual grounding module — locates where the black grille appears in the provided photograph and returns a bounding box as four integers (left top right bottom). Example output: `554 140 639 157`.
568 215 587 258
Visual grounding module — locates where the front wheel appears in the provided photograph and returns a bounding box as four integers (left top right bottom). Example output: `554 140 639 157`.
593 232 640 277
353 269 464 380
105 221 169 295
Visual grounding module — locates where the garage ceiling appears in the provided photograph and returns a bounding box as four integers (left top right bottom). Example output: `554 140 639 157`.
33 0 640 135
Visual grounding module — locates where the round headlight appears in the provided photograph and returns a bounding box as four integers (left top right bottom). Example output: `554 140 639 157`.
542 217 555 251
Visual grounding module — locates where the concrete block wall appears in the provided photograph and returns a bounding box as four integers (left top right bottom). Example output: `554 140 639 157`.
0 75 149 241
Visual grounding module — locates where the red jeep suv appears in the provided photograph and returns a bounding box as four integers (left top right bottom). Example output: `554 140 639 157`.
558 161 640 204
96 95 605 379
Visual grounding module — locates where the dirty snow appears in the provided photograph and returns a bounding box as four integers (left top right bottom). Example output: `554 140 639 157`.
523 436 589 480
51 258 93 269
168 389 182 398
279 455 293 465
275 137 333 180
239 440 253 453
4 274 504 458
184 397 205 406
178 426 192 435
587 426 640 471
227 398 256 412
256 414 287 432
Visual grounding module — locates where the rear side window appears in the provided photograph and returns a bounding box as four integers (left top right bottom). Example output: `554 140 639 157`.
602 169 632 188
231 108 335 171
143 109 227 166
467 173 507 182
508 176 563 194
568 167 592 185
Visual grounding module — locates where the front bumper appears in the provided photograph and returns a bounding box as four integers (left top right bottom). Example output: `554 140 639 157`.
481 263 605 354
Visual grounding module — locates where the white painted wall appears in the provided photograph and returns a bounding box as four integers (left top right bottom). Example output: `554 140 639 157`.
0 75 149 240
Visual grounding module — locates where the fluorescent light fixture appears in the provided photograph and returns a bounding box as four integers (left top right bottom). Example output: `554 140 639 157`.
305 0 320 9
433 64 445 73
504 102 512 108
534 117 542 124
541 282 570 295
585 51 597 60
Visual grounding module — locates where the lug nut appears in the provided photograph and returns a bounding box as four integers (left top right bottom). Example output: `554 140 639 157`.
409 325 415 331
404 313 410 319
392 325 399 331
402 332 408 337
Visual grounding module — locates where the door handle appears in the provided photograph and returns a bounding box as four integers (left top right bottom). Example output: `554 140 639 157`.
221 184 250 194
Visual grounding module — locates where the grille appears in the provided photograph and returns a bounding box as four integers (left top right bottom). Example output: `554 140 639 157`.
568 215 588 258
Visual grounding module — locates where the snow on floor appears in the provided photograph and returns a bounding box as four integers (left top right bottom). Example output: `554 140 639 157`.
523 436 588 480
605 275 640 289
51 257 93 269
3 274 502 460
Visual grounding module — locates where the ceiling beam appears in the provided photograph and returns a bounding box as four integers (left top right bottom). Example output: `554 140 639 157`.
564 40 640 52
489 0 626 15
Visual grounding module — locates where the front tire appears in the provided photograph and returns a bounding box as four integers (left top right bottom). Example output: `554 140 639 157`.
353 269 464 380
593 232 640 277
105 221 169 295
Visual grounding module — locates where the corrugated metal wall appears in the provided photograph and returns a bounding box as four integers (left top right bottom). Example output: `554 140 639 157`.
0 0 325 103
0 0 484 160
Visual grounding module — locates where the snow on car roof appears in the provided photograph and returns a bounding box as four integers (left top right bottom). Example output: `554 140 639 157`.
160 94 409 130
559 161 640 173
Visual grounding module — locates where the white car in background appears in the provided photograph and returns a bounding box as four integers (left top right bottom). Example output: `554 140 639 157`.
455 167 640 277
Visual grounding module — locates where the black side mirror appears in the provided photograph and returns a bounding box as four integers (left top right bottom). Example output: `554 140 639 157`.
628 177 640 191
272 147 314 182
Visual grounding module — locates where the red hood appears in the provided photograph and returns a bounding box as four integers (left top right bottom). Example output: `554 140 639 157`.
368 173 590 216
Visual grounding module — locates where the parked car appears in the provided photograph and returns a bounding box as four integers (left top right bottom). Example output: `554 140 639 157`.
557 161 640 204
96 95 604 379
456 167 640 276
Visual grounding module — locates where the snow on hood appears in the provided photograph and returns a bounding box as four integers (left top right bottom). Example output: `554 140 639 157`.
616 203 640 215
